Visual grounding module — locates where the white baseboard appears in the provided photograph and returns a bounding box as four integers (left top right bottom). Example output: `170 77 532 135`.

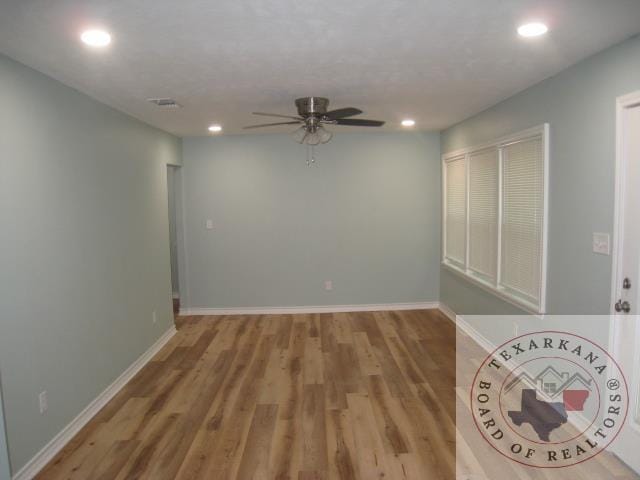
438 302 495 354
438 302 456 322
454 316 497 354
179 301 440 316
13 326 177 480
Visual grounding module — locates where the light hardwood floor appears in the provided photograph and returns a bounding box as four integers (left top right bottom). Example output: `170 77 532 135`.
36 310 638 479
37 310 455 479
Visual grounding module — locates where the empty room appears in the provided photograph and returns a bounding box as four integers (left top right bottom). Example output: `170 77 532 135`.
2 1 640 479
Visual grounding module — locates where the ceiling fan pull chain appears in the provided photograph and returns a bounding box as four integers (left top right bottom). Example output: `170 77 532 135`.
305 145 317 166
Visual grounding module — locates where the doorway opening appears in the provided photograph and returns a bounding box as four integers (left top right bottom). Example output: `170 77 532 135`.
0 375 11 480
167 165 181 316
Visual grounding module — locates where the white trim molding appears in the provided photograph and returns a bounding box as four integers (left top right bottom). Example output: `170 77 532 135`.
180 301 440 316
13 326 177 480
611 90 640 313
437 303 495 352
454 315 497 355
438 302 456 322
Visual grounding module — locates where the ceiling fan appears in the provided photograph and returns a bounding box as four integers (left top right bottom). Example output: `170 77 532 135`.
244 97 385 146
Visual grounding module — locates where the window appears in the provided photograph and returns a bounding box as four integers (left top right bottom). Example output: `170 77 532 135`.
442 125 548 313
444 155 466 267
543 382 557 394
501 137 545 305
468 147 499 282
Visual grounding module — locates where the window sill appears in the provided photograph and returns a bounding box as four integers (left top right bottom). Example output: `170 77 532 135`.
441 260 545 315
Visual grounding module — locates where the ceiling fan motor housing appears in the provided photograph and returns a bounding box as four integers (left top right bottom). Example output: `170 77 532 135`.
295 97 329 117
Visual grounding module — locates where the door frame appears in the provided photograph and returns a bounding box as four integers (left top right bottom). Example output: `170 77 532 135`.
166 164 189 314
0 372 12 479
610 90 640 313
609 90 640 445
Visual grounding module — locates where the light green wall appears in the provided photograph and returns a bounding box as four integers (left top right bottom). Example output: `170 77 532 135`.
0 54 181 473
180 132 441 309
440 34 640 315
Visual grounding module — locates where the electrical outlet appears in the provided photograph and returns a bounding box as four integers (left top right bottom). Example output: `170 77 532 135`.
39 391 48 414
324 280 333 291
152 311 157 324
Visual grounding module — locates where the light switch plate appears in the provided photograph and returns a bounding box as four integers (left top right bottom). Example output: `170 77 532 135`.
206 219 213 230
39 391 48 414
593 232 610 255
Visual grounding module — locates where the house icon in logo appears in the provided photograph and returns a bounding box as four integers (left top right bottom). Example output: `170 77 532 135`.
504 366 592 411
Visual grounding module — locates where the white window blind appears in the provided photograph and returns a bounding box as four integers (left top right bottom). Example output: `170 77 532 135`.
500 137 544 303
468 148 499 281
441 125 548 313
444 156 466 266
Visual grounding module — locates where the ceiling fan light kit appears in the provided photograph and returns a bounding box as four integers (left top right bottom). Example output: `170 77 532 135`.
244 97 385 165
292 125 333 145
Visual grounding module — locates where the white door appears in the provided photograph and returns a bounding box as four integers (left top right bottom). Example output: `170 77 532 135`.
610 93 640 474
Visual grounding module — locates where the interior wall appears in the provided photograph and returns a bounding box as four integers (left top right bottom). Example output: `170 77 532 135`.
180 132 441 309
440 34 640 315
0 54 181 473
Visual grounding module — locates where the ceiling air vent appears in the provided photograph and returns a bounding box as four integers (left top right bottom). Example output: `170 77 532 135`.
147 98 182 108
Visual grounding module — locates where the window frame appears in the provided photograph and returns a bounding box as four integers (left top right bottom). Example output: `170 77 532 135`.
442 124 549 314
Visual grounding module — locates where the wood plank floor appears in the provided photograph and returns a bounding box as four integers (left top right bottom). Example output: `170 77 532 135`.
37 310 455 479
36 310 638 479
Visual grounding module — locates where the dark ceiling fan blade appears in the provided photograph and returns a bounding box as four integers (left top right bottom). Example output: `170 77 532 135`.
243 121 302 129
252 112 303 120
333 118 385 127
323 107 363 120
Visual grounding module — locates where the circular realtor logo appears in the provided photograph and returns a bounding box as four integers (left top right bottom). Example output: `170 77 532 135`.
470 331 629 468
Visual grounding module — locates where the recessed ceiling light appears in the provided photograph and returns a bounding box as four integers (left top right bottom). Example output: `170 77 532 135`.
401 119 416 127
517 22 548 38
80 29 111 47
208 124 222 133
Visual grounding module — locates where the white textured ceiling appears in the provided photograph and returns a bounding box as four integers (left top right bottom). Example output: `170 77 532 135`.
1 0 640 136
